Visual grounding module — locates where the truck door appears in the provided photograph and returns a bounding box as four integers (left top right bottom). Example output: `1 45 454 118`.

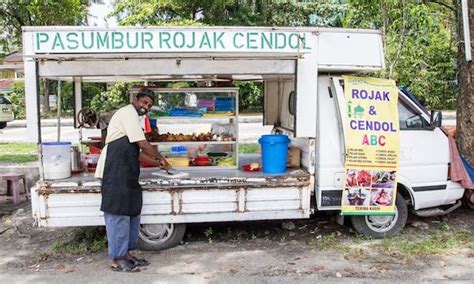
315 76 346 210
397 93 450 209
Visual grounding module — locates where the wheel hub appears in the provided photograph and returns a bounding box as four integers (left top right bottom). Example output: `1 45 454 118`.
139 223 174 244
365 207 399 233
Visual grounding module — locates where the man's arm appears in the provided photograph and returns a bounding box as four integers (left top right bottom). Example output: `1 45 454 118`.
137 140 171 169
139 151 161 167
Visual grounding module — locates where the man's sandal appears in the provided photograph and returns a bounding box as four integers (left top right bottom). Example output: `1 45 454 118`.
129 256 150 267
111 261 140 272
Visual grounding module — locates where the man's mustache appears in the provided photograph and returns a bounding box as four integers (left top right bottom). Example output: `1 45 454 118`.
138 107 148 115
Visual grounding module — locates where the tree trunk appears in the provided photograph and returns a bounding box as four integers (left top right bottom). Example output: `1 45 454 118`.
43 80 51 112
456 0 474 166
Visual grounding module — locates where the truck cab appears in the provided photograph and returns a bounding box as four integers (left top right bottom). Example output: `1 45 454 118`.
265 75 464 237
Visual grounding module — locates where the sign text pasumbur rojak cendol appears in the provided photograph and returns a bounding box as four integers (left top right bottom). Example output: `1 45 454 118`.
341 76 400 216
33 30 312 53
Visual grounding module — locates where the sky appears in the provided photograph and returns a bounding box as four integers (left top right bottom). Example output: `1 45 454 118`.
87 0 117 27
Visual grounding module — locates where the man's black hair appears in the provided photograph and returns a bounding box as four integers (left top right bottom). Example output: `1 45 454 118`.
136 88 155 103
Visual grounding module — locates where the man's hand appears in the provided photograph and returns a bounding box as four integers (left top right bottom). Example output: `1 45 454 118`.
155 156 171 170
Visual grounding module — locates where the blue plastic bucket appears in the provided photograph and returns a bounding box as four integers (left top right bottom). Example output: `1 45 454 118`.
258 134 290 174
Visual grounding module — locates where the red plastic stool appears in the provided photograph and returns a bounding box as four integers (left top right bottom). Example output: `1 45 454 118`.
0 173 29 205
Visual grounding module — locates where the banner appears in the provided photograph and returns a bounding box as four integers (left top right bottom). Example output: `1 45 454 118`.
341 76 400 216
32 30 312 54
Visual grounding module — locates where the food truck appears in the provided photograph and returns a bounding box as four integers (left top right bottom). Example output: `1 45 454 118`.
23 26 465 250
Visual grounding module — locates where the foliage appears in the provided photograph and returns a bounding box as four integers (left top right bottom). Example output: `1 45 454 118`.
82 83 104 108
109 0 458 109
58 81 74 115
204 226 214 244
0 143 37 163
90 82 130 112
239 143 260 154
308 232 344 250
0 0 89 52
110 0 207 25
110 0 346 27
7 81 26 119
379 229 473 261
49 227 107 255
235 81 263 113
343 0 457 109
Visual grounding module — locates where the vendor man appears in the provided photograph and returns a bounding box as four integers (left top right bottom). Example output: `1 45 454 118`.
95 88 170 272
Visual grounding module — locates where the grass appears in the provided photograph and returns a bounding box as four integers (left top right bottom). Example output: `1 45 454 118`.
239 143 260 154
0 142 260 163
305 227 474 264
378 229 473 260
0 143 38 163
49 227 107 255
308 232 344 251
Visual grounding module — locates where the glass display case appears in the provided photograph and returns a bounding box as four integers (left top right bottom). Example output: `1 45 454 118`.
142 87 239 170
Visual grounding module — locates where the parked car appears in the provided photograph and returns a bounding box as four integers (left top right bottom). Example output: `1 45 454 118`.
0 97 14 129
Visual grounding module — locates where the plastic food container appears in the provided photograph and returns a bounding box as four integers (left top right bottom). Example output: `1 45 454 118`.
166 157 189 167
171 146 188 154
197 99 215 112
42 141 72 179
215 97 235 112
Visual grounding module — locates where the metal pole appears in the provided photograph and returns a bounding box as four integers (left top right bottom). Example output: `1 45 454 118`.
462 0 472 61
36 63 44 181
57 80 61 141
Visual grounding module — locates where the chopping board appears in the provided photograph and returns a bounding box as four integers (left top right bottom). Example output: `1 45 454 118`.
151 169 190 179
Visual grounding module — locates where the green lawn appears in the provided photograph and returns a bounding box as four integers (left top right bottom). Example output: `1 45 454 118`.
239 143 260 154
0 142 259 163
0 143 38 163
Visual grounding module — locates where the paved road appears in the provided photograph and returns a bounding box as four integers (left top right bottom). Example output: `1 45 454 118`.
0 122 273 143
0 113 456 143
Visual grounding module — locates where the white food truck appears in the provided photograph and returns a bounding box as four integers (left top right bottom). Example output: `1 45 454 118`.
23 26 465 250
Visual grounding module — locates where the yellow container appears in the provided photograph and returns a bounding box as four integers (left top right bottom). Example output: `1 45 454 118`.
165 157 189 167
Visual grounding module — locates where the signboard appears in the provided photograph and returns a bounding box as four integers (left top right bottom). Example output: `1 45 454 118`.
341 76 400 216
32 30 313 54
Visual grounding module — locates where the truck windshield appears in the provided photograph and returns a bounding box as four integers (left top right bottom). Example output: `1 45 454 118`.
398 100 429 129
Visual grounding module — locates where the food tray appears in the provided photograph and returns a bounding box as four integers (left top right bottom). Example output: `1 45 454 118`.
165 157 190 167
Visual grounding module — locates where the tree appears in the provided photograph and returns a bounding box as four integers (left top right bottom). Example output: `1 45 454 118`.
0 0 89 112
454 0 474 165
343 0 458 110
0 0 88 51
110 0 346 27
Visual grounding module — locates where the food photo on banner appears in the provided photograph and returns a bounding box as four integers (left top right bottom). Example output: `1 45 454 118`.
340 76 400 216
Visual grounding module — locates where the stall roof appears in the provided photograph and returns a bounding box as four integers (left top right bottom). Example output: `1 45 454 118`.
23 26 385 74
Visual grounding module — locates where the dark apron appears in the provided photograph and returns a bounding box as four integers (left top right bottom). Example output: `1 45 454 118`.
100 136 142 216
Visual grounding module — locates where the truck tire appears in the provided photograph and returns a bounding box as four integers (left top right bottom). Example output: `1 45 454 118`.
351 192 408 238
138 223 186 251
0 122 6 129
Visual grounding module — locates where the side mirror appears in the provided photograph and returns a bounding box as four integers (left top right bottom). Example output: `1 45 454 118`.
288 91 296 115
430 110 442 128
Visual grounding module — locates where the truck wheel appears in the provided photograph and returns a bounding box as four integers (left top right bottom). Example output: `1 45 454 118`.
351 193 408 238
0 122 6 129
138 223 186 251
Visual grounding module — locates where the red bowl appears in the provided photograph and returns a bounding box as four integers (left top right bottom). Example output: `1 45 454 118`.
195 156 210 161
195 159 211 166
